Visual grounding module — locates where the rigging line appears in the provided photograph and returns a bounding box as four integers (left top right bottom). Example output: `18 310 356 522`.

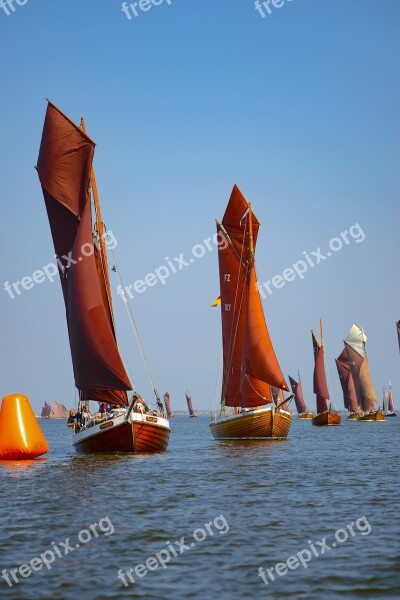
110 248 160 405
240 373 270 403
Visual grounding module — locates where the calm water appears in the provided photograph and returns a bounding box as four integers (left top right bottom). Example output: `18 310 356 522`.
0 416 399 599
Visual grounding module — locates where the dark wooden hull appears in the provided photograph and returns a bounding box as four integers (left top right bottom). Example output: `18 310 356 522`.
358 411 385 422
209 408 291 440
73 420 170 454
384 412 397 417
312 410 341 426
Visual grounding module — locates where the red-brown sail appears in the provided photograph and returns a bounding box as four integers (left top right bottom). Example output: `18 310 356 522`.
335 349 358 412
289 375 307 414
37 102 132 406
163 392 173 418
185 393 195 416
217 185 288 408
312 331 329 414
344 342 377 412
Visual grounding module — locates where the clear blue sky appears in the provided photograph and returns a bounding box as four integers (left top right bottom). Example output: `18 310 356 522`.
0 0 399 413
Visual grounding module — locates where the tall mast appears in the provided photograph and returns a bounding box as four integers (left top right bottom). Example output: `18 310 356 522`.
320 319 323 346
248 203 254 258
80 117 115 329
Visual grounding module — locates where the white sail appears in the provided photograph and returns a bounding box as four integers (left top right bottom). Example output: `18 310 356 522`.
345 323 367 357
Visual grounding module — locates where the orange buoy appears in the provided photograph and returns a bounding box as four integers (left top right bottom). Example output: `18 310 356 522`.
0 394 49 460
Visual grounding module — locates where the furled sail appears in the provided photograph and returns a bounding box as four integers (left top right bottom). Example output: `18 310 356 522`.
163 392 173 418
335 348 359 412
289 375 307 414
217 185 288 408
37 102 132 406
344 324 377 412
312 330 329 414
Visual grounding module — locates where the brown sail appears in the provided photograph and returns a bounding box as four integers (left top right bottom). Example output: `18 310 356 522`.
335 348 358 412
218 185 288 408
344 342 377 412
312 330 329 414
37 102 132 406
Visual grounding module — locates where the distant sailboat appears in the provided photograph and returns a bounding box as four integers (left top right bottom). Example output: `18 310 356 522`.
186 392 197 418
335 348 360 419
36 101 170 453
383 385 397 417
40 402 54 419
163 392 175 418
209 185 292 440
52 401 68 419
288 374 314 419
344 324 384 422
311 321 341 426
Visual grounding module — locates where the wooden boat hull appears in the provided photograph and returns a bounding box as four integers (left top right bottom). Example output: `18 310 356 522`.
358 411 385 422
73 412 170 454
312 410 341 426
209 407 291 440
384 412 397 417
347 412 359 420
298 412 314 419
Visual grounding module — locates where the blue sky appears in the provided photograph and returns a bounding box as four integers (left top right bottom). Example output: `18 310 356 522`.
0 0 399 413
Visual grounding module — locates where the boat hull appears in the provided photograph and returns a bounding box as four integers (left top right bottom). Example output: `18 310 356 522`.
298 412 314 419
312 410 341 426
73 412 170 454
209 407 291 440
347 412 359 420
384 412 397 417
358 411 385 422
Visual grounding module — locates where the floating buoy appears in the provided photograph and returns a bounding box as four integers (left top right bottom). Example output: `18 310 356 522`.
0 394 49 460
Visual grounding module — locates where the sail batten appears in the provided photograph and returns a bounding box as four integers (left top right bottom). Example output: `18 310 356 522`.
37 102 132 406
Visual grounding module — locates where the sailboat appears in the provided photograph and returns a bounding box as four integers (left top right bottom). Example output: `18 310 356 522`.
40 402 54 419
344 324 384 422
335 348 360 419
288 374 314 418
163 392 175 418
209 185 292 440
52 401 68 419
185 392 197 418
383 385 397 417
311 321 341 426
36 101 170 453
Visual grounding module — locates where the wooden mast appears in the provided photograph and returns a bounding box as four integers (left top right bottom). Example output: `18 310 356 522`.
80 117 115 329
